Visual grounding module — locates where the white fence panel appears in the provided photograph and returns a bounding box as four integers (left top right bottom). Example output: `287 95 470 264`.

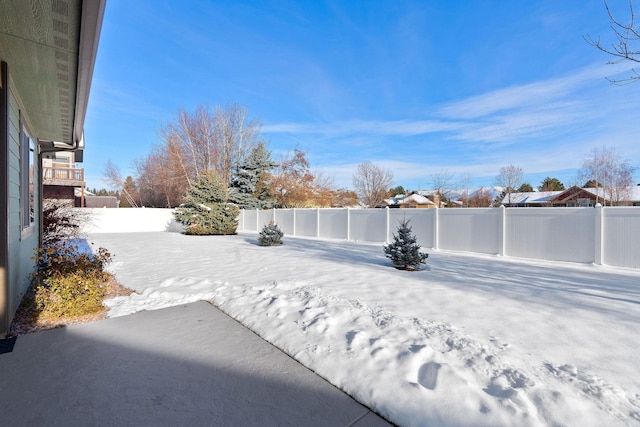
242 210 258 232
350 209 386 242
388 209 435 248
506 208 595 263
237 209 245 231
236 207 640 269
80 208 180 233
319 209 348 240
274 209 295 235
438 209 501 254
295 209 318 237
257 210 274 231
602 207 640 268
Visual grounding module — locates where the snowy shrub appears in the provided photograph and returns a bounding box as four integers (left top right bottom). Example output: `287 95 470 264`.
383 219 429 270
173 171 239 235
258 221 284 246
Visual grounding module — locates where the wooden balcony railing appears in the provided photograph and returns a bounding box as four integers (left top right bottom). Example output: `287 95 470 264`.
43 166 84 183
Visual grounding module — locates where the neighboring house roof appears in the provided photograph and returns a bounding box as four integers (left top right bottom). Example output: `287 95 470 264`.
502 191 561 205
383 193 436 207
580 186 640 201
500 186 640 206
402 194 435 206
550 186 600 204
417 187 505 203
75 188 94 197
0 0 105 160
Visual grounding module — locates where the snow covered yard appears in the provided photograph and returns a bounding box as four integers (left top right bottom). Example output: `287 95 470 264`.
88 231 640 426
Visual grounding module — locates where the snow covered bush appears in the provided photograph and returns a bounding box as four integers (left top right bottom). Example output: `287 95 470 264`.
173 171 239 235
383 219 429 270
258 221 284 246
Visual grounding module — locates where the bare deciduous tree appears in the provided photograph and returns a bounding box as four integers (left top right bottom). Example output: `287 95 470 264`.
215 104 261 185
495 165 523 205
103 160 139 207
135 143 187 207
131 104 263 207
579 146 636 205
352 161 393 208
159 104 261 186
457 173 473 208
431 169 455 206
266 148 340 208
586 0 640 84
268 148 316 208
329 188 359 207
467 188 493 207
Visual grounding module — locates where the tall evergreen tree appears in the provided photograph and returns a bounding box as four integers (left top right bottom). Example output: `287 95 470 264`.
228 142 277 209
384 219 429 270
174 171 239 235
539 177 565 192
517 183 534 192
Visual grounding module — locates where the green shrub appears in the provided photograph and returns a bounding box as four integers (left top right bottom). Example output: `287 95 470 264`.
35 271 107 319
258 221 284 246
30 241 113 320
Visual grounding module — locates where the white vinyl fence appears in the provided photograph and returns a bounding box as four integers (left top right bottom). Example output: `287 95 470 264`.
239 206 640 269
79 208 182 233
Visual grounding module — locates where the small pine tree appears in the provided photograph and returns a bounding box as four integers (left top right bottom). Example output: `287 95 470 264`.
174 171 239 235
258 221 284 246
383 219 429 270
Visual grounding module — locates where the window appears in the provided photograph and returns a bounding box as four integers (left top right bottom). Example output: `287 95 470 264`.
577 198 593 207
21 126 35 230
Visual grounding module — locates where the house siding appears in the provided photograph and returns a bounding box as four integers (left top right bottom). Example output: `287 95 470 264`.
3 76 39 334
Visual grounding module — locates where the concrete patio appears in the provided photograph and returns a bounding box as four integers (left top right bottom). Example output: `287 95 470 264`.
0 301 393 426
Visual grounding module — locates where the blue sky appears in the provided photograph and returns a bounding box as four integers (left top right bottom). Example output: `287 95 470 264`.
84 0 640 192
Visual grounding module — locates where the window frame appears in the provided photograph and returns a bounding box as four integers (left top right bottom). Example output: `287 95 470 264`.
20 120 36 233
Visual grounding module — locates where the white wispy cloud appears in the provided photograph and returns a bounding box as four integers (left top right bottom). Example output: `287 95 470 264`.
263 61 640 189
437 64 611 119
262 119 465 136
449 101 589 144
263 62 634 147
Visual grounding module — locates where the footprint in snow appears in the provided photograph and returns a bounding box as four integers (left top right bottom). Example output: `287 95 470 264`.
418 361 442 390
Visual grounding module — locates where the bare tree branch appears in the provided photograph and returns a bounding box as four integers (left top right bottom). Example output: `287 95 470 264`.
102 160 138 207
352 161 393 208
579 146 636 205
430 169 455 206
495 165 523 205
586 0 640 84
